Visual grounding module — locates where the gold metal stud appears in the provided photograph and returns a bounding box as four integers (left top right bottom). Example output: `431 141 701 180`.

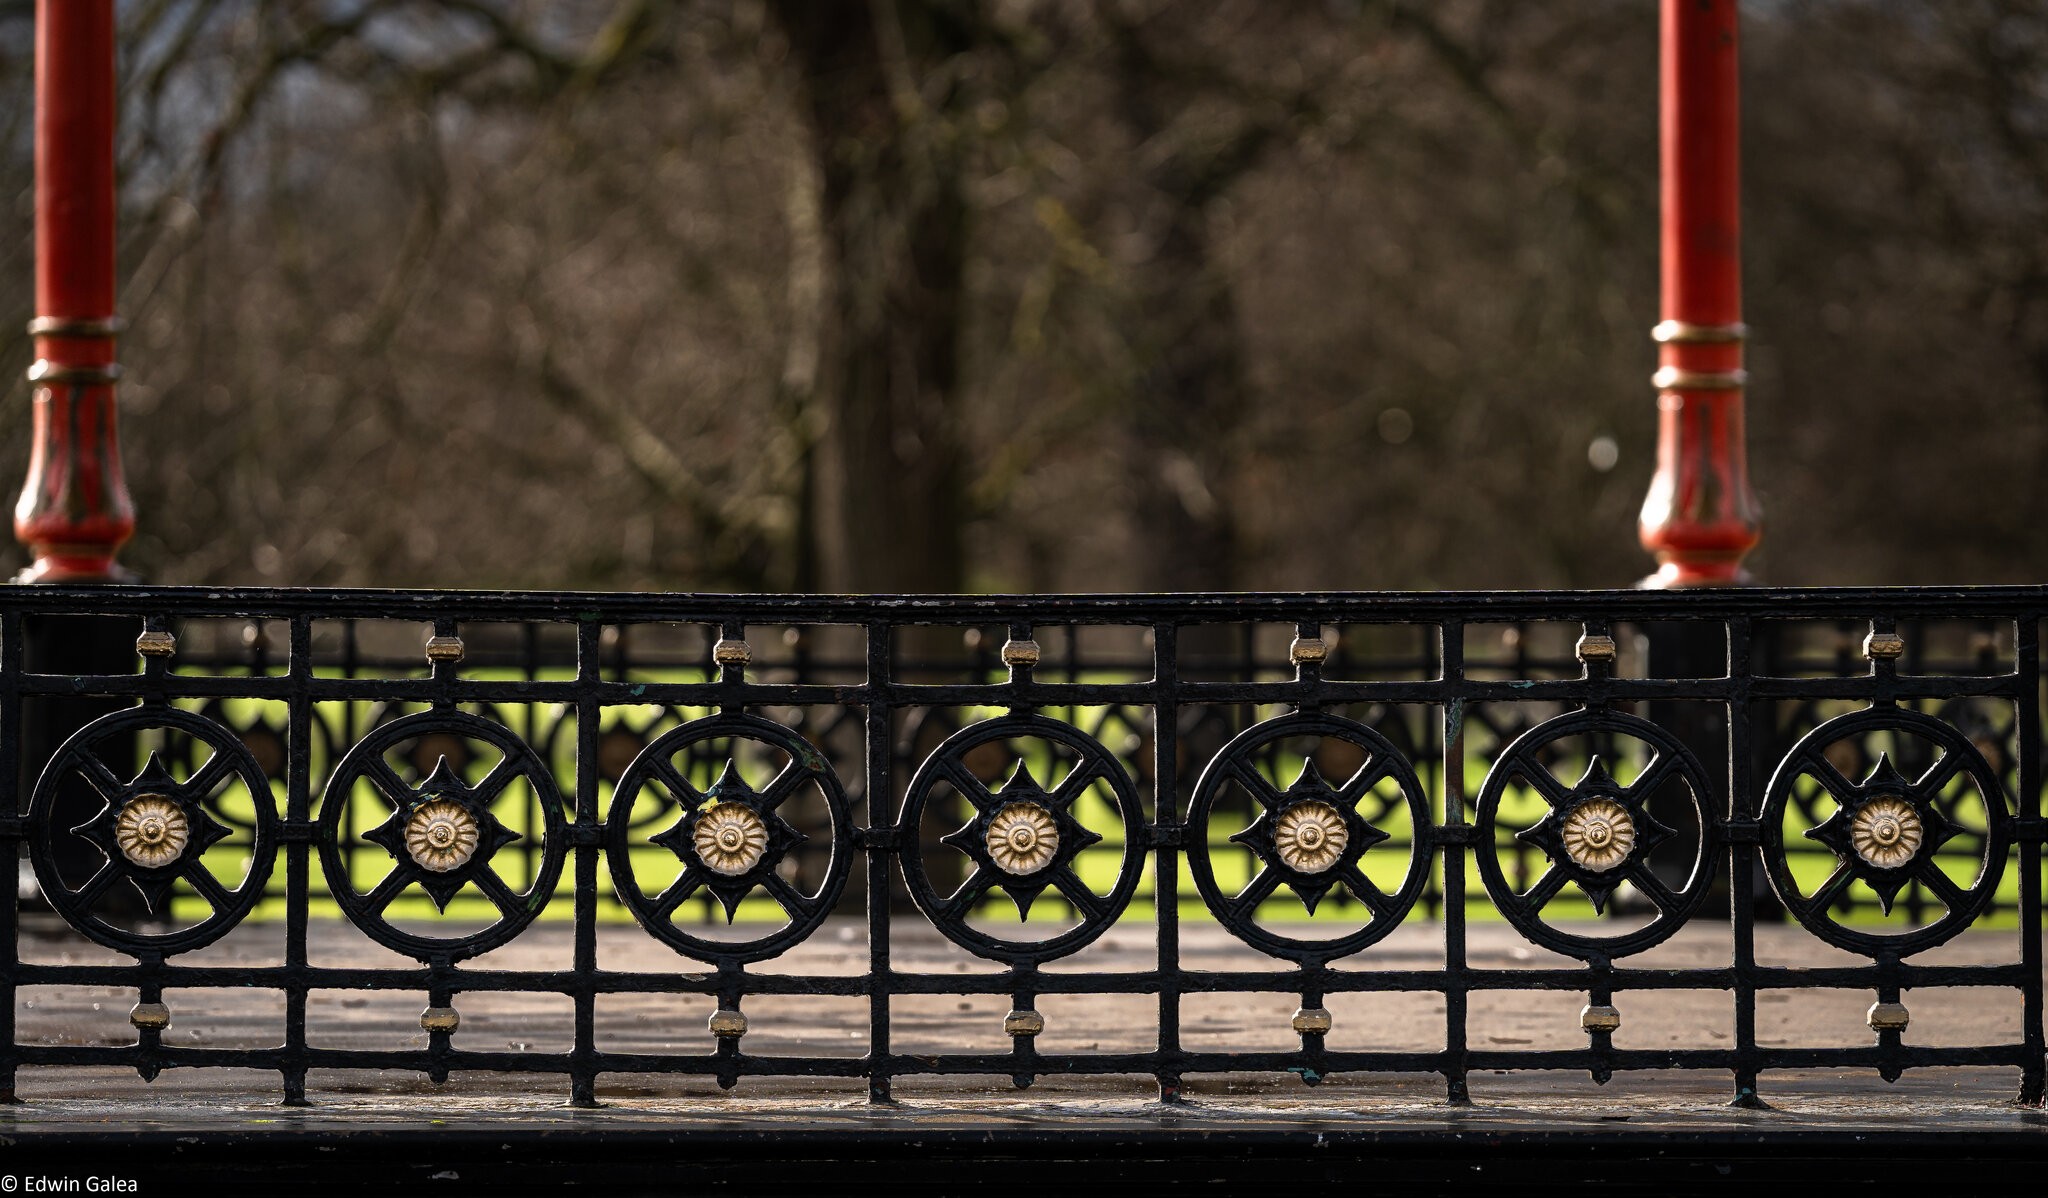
712 638 751 667
1274 801 1348 874
1580 1004 1621 1033
1291 1007 1333 1035
1867 1001 1910 1032
405 800 481 873
1849 797 1923 870
1000 638 1041 669
694 804 769 876
1575 634 1617 663
135 630 176 658
1004 1009 1045 1037
1561 800 1635 873
986 802 1059 876
1863 630 1905 661
420 1006 461 1034
708 1009 748 1038
1289 636 1329 665
115 796 189 869
424 635 465 664
129 1001 171 1032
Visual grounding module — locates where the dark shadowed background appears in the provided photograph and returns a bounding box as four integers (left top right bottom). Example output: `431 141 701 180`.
0 0 2042 593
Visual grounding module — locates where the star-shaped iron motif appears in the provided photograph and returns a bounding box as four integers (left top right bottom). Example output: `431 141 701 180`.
939 758 1103 920
1514 755 1678 916
1228 758 1391 916
649 758 808 922
1802 751 1960 915
362 756 523 911
67 750 235 915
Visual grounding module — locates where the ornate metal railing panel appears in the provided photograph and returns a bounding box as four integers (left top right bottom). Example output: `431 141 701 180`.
1 585 2041 1107
151 612 2024 923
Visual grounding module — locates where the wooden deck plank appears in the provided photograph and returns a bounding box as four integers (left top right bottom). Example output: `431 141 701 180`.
5 917 2042 1136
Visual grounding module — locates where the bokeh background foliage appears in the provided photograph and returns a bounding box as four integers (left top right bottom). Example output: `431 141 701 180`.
1 0 2044 593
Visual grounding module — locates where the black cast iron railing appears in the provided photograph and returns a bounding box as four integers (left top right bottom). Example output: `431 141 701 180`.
1 585 2041 1108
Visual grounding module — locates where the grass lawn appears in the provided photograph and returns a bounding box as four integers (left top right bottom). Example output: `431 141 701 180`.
152 683 2023 938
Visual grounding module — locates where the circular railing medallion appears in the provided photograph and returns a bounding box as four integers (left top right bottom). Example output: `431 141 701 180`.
320 711 566 962
1187 710 1430 963
1474 708 1713 961
606 713 851 965
1762 706 2007 957
29 706 277 956
900 714 1142 965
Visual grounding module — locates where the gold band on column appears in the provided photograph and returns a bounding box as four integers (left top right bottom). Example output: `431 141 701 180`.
1651 320 1746 344
26 315 126 339
26 360 122 385
1652 366 1746 391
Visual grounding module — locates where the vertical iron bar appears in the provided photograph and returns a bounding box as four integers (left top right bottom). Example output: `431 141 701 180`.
570 620 601 1107
865 621 894 1104
1727 615 1763 1107
2017 614 2042 1105
1422 622 1443 918
1153 622 1182 1102
281 615 312 1105
1441 619 1469 1103
0 611 20 1104
523 621 542 895
340 621 359 901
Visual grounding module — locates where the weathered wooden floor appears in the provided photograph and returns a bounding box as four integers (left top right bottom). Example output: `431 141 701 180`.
4 917 2045 1189
7 914 2041 1105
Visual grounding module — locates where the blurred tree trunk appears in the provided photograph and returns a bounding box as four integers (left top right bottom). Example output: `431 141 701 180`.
1124 207 1248 592
1110 24 1265 594
771 1 972 595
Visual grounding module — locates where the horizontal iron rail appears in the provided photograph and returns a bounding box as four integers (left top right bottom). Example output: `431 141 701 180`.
10 961 2027 992
0 582 2042 621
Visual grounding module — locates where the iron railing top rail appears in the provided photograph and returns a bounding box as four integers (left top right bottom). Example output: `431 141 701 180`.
5 583 2046 623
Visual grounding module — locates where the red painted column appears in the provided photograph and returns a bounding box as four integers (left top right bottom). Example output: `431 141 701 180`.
16 0 134 583
1638 0 1761 588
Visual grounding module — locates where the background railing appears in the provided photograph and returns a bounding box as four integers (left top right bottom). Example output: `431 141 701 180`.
2 585 2040 1107
138 605 2024 924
